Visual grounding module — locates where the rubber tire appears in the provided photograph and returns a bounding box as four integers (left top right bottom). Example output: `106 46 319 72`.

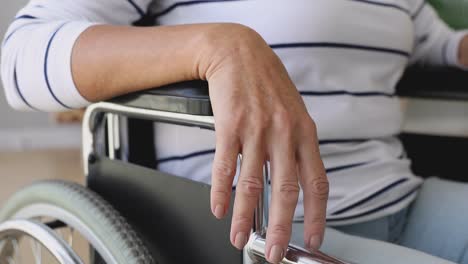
0 180 155 264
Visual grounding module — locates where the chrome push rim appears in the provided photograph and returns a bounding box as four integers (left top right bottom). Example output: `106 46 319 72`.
0 219 82 264
0 203 118 264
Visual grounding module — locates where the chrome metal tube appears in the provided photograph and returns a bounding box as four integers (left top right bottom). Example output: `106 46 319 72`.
254 163 269 236
0 220 83 264
246 233 346 264
82 102 215 175
106 113 116 160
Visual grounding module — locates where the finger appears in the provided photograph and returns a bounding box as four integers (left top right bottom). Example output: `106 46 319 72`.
230 137 265 250
266 136 299 263
211 132 240 220
297 123 329 250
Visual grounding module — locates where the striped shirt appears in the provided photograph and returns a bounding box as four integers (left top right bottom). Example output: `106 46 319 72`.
1 0 467 225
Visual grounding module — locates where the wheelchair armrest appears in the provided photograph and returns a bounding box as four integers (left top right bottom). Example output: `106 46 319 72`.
110 80 212 116
397 67 468 182
108 66 468 116
396 66 468 101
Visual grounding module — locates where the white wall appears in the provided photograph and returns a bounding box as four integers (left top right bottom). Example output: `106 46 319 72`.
0 0 81 151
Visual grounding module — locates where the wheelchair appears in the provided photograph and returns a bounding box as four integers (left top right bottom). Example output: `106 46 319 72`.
0 66 467 264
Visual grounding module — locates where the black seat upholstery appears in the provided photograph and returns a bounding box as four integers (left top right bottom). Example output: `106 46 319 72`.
88 157 242 264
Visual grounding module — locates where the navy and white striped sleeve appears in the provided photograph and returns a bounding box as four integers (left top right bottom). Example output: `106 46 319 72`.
409 0 468 68
0 0 152 111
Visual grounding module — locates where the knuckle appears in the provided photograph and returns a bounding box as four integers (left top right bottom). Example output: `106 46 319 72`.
213 160 236 179
307 116 317 128
273 109 295 134
212 188 230 200
274 108 293 125
302 116 318 134
279 180 300 192
233 214 253 227
216 109 242 130
246 113 269 136
268 224 291 237
231 23 260 39
307 216 326 227
237 176 264 197
220 112 244 131
277 181 300 202
252 113 271 130
305 178 329 201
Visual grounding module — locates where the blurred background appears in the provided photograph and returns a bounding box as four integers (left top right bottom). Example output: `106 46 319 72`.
1 0 468 203
0 0 83 205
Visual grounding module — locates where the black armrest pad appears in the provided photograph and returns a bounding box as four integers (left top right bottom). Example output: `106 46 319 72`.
110 80 212 116
396 66 468 100
108 67 468 115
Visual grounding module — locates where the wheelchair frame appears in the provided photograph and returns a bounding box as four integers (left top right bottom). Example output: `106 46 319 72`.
82 99 346 264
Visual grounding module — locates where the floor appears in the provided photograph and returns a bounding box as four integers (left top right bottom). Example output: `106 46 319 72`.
0 149 84 207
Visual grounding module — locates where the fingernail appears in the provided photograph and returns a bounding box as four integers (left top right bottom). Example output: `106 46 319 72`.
269 245 284 263
307 236 322 250
234 232 248 249
214 205 224 219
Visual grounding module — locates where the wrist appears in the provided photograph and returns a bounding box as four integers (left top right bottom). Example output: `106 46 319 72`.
195 23 268 80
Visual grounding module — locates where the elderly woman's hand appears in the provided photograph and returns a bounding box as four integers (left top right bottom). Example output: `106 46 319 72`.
72 22 328 263
197 24 329 263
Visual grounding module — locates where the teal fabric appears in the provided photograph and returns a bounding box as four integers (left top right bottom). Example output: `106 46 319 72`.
291 178 468 264
429 0 468 29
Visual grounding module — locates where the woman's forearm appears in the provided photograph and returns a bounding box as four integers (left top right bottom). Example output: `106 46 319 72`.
72 23 240 102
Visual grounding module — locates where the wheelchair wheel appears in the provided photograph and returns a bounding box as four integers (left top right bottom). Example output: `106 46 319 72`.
0 180 155 264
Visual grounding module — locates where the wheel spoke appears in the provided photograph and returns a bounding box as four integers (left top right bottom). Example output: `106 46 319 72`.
11 238 21 264
0 240 7 258
0 220 84 264
30 237 42 264
2 222 79 264
0 239 14 263
0 240 5 252
68 227 74 248
57 228 64 240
